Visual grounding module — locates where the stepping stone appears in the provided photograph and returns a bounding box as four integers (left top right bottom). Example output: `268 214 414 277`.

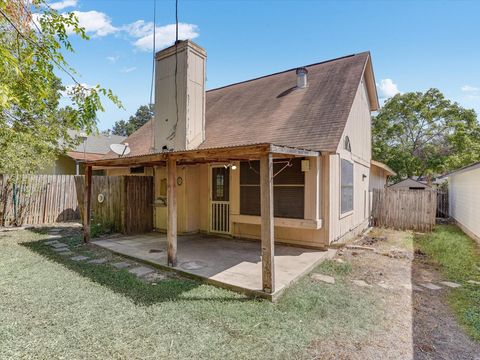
50 242 68 249
44 240 60 245
412 285 424 292
439 281 461 288
420 283 442 290
129 266 155 277
52 247 70 252
352 279 372 288
467 280 480 286
59 251 73 256
311 273 335 284
48 235 61 239
346 245 375 252
377 282 393 290
70 255 89 261
144 272 166 282
88 258 108 265
112 262 130 269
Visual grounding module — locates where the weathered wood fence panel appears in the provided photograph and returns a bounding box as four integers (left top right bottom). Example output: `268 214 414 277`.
0 174 79 226
371 189 437 232
75 175 153 234
436 191 449 218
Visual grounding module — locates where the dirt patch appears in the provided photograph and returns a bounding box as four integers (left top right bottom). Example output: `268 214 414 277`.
308 228 480 359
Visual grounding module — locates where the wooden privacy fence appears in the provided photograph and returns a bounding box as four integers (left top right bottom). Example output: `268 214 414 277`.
371 188 437 232
436 191 449 218
75 175 153 234
0 174 79 226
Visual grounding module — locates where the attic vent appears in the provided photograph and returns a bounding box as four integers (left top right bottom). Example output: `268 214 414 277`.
344 136 351 152
296 67 308 88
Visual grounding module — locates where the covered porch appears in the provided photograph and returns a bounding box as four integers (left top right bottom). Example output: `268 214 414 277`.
93 232 335 300
84 143 324 298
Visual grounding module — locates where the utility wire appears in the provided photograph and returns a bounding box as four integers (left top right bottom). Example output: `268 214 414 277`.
149 0 156 150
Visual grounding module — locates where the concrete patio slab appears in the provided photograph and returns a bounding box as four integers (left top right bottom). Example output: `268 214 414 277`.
93 233 335 300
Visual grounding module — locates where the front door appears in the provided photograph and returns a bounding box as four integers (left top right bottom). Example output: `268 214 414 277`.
210 166 230 234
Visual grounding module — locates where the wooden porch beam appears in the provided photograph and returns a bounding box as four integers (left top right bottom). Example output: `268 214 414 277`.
260 153 275 293
83 165 92 243
167 157 178 267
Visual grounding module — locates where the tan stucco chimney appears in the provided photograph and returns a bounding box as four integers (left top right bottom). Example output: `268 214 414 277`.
154 40 206 151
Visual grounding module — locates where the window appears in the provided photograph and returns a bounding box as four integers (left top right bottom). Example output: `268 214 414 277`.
239 159 304 219
212 167 229 201
344 136 351 152
341 159 354 214
130 166 145 174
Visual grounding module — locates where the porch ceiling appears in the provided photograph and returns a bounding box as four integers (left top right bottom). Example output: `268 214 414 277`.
84 143 320 168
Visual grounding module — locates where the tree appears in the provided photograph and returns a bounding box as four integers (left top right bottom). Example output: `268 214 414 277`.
0 0 121 174
372 88 480 180
112 104 153 136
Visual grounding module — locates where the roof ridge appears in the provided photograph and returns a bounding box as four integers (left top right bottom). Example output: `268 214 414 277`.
206 51 370 93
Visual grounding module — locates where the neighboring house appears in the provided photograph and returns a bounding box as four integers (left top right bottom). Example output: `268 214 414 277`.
91 40 379 248
369 160 396 190
445 161 480 243
389 178 431 190
40 132 126 175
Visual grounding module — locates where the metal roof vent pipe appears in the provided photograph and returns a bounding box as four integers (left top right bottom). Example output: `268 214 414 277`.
296 67 308 89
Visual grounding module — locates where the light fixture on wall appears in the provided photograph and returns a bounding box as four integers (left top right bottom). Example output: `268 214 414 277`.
224 163 237 170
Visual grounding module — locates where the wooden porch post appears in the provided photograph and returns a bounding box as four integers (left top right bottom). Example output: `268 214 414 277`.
260 153 275 293
167 157 178 266
83 165 92 243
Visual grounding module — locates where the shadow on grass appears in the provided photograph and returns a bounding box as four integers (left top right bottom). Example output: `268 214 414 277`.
22 227 251 305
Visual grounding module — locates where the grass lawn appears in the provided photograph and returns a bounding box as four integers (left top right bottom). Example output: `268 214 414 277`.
0 228 379 359
415 225 480 341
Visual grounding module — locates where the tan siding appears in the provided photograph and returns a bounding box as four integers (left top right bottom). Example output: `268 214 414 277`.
449 168 480 242
329 76 372 243
369 165 388 190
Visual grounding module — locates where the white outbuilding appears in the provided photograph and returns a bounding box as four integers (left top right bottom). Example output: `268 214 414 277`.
445 161 480 243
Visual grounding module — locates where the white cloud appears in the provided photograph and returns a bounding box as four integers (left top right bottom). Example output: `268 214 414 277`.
461 85 479 93
49 0 77 10
106 55 119 63
61 83 95 97
126 22 199 51
123 20 153 38
120 66 136 73
377 79 400 99
69 10 118 37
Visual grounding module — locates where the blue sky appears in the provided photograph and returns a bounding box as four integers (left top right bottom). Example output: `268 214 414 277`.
51 0 480 131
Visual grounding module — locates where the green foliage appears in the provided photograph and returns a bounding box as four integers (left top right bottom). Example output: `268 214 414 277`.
0 0 122 174
111 104 153 136
372 89 480 180
415 225 480 341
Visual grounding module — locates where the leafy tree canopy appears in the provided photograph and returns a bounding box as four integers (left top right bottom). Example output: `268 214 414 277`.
373 88 480 180
111 104 153 137
0 0 122 174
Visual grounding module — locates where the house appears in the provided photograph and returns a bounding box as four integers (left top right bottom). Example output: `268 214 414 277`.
84 40 380 296
41 131 125 175
444 161 480 243
389 178 431 190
